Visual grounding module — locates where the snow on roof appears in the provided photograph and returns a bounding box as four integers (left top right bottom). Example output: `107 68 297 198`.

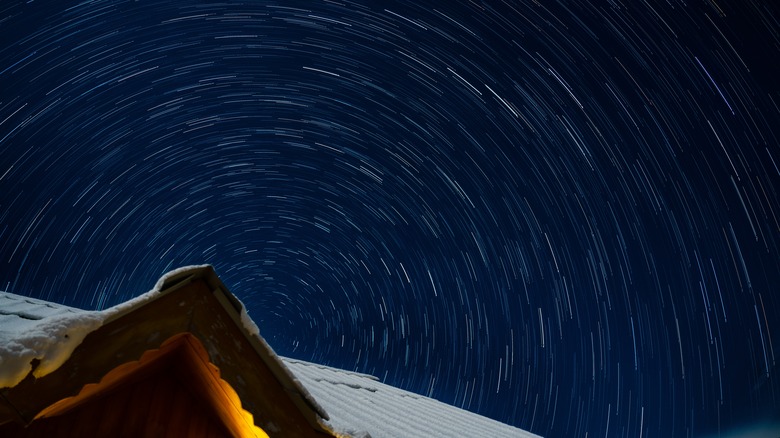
0 265 209 388
0 266 540 437
0 292 103 388
282 358 540 438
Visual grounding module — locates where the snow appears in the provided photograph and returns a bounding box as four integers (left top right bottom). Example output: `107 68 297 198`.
283 358 542 438
0 294 102 388
0 265 209 389
102 264 212 320
239 301 261 338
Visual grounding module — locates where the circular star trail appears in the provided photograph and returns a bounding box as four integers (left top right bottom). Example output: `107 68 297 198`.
1 1 779 436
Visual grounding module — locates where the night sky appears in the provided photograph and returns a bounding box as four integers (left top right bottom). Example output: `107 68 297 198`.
1 0 779 436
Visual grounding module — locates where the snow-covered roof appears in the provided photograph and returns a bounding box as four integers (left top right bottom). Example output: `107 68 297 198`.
283 358 540 438
0 266 540 437
0 291 103 387
0 265 206 388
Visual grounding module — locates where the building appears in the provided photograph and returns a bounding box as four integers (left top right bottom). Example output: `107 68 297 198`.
0 265 540 437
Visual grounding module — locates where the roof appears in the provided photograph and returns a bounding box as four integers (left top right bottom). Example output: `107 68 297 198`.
0 290 103 387
282 358 540 438
0 266 540 438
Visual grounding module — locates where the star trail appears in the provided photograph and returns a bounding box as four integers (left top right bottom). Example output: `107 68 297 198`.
1 0 779 436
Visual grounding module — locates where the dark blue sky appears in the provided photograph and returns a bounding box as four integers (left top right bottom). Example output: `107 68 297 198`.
1 1 779 436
